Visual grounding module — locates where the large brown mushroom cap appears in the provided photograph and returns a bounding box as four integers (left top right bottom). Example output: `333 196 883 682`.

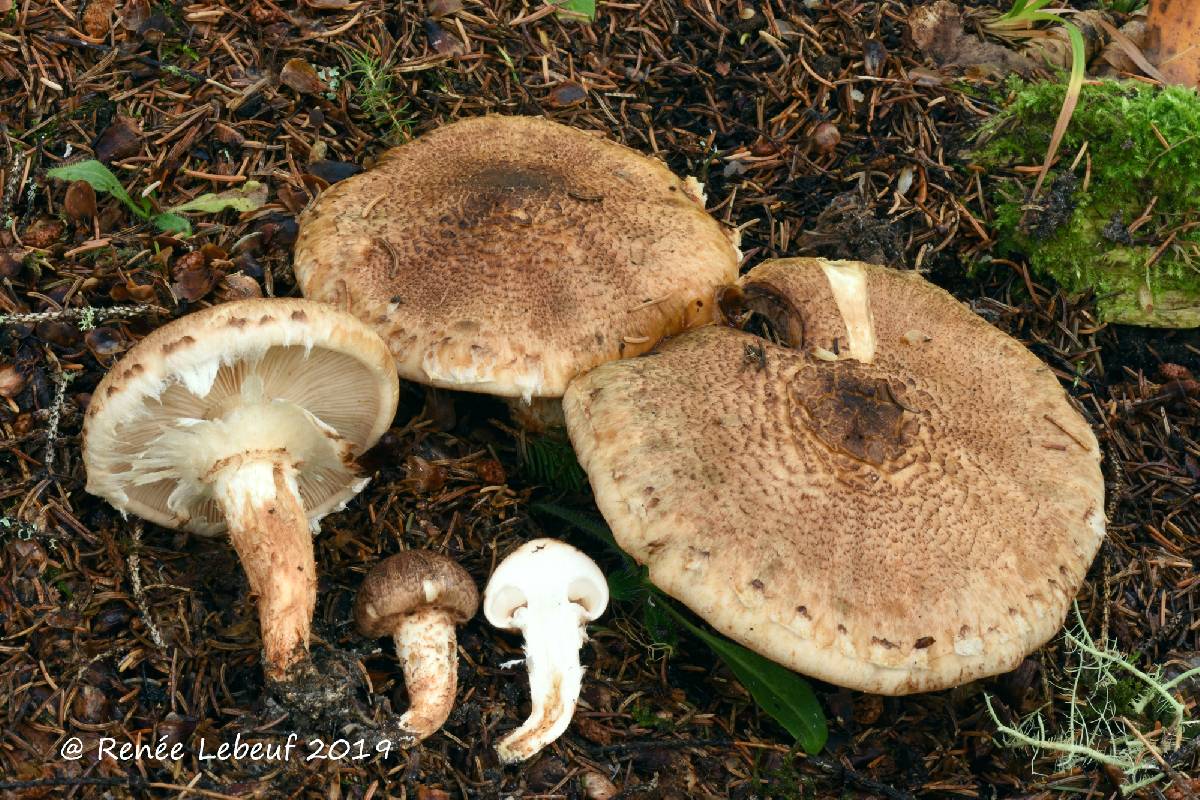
83 298 399 535
293 115 740 400
355 551 479 639
563 257 1105 695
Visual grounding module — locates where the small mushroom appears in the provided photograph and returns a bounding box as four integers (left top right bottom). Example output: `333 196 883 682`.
83 299 399 681
484 539 608 763
354 551 479 741
293 115 741 430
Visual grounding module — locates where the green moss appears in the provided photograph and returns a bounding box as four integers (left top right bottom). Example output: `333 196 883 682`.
976 79 1200 327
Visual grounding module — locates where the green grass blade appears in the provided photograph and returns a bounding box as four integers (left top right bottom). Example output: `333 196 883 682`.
1025 15 1086 199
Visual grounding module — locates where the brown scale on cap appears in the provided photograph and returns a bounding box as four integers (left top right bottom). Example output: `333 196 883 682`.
564 257 1105 695
355 551 479 637
293 115 740 401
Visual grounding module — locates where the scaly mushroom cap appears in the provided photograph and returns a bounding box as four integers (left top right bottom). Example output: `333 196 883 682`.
293 115 740 401
83 299 399 535
355 551 480 638
563 257 1105 695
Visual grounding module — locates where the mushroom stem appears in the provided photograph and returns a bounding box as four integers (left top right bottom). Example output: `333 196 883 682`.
504 397 566 432
392 607 460 740
498 601 589 764
212 458 316 682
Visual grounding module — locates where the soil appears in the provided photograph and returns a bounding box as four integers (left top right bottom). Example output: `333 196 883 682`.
1 1 1197 798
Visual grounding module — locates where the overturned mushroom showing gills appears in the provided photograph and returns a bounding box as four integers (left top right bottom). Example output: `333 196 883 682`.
484 539 608 763
293 115 739 424
564 257 1105 695
354 551 479 741
83 299 398 681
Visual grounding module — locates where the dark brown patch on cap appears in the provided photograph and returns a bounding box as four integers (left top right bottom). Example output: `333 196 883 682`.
162 335 196 354
792 365 918 467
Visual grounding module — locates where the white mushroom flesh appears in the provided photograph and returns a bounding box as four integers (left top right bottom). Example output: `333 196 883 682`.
818 260 876 362
484 539 608 763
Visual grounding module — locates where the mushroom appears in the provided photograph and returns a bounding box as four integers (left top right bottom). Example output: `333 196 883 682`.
483 539 609 763
564 257 1106 695
292 115 740 429
354 551 479 741
83 299 398 681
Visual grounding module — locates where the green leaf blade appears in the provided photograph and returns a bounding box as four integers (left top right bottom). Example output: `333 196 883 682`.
533 501 827 753
666 603 827 753
46 160 140 216
554 0 595 21
152 213 192 235
168 181 268 214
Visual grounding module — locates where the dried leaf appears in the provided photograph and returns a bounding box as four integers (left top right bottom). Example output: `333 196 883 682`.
216 273 263 302
548 81 587 107
172 251 223 302
0 249 22 278
93 116 143 162
64 180 97 222
306 160 361 184
1095 15 1163 82
121 0 150 31
281 58 326 95
84 327 126 357
424 20 465 56
0 364 27 399
428 0 463 17
863 39 887 76
21 218 65 249
908 1 1039 77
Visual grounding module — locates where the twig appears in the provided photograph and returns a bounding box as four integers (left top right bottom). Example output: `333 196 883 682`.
591 739 914 800
44 35 208 83
128 520 167 650
1121 718 1197 800
0 776 240 799
41 368 74 475
802 753 916 800
0 304 164 328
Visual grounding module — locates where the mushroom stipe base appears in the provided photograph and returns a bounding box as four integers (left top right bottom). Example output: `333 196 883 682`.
215 458 316 682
